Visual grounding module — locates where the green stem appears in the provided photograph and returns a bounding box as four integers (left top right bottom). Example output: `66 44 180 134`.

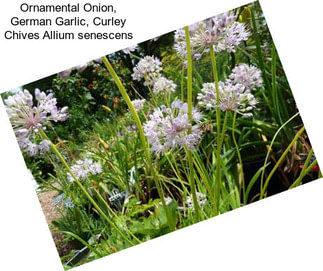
209 45 222 216
184 26 200 222
219 111 229 149
209 45 221 136
39 129 136 246
185 27 193 124
62 231 103 257
260 112 300 194
289 149 315 189
102 56 174 231
232 112 245 204
93 189 141 243
260 126 305 199
181 65 185 101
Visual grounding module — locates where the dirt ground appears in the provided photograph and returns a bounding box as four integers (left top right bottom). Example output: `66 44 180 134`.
37 190 73 256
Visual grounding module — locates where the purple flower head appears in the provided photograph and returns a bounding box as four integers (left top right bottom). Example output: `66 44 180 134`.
197 81 257 117
122 44 139 54
152 76 177 95
4 89 68 156
173 23 202 63
131 56 162 86
143 99 204 153
229 64 263 90
75 62 90 72
189 12 250 56
93 57 103 64
131 99 146 112
58 69 72 79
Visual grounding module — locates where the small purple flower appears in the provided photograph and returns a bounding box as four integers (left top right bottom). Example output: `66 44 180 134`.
38 140 51 155
63 198 75 208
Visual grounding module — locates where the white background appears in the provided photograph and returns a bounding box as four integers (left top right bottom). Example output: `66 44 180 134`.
0 0 323 270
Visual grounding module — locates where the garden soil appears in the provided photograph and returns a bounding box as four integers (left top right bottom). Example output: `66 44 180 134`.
38 190 73 256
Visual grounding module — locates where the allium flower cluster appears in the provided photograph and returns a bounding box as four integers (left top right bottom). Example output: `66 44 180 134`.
197 64 262 117
131 56 162 86
198 81 257 118
191 12 250 55
131 99 146 112
67 158 102 182
229 63 263 90
152 76 176 95
173 24 202 61
75 62 90 72
143 100 203 153
58 69 72 79
18 137 52 156
131 56 177 96
122 44 138 54
4 89 69 156
174 12 250 62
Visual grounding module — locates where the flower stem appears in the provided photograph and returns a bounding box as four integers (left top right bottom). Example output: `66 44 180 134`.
219 111 229 148
260 126 306 199
39 129 137 246
260 112 300 193
289 149 315 189
232 112 245 204
181 65 185 101
102 56 174 231
185 26 201 222
209 45 222 216
93 188 141 243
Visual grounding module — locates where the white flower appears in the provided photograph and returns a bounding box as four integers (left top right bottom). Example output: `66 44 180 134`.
144 100 204 153
178 192 207 211
229 64 263 90
131 99 146 112
191 12 250 55
122 45 139 54
197 81 257 117
67 158 102 182
131 56 162 86
174 11 250 62
152 76 176 95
